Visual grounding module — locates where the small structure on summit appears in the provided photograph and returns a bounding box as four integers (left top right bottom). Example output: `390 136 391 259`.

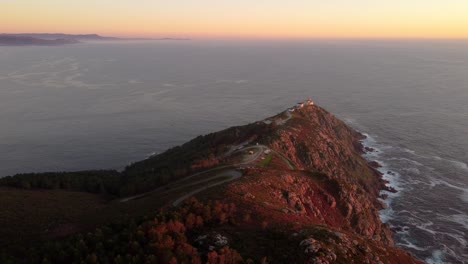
294 98 314 109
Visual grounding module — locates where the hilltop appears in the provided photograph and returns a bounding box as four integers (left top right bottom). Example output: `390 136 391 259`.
0 101 422 263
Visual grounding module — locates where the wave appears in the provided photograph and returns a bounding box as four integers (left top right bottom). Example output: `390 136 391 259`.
396 238 428 251
439 213 468 232
432 156 468 172
395 146 468 173
361 133 403 222
428 178 468 204
425 250 444 264
387 157 425 167
425 244 467 264
369 140 468 205
355 130 467 263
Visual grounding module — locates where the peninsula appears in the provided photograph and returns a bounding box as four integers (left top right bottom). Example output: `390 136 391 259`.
0 101 422 263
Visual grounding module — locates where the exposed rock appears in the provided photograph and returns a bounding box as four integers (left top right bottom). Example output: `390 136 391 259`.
369 161 382 168
194 232 229 251
364 147 376 152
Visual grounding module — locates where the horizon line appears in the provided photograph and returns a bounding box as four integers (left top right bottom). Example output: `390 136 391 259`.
2 32 468 41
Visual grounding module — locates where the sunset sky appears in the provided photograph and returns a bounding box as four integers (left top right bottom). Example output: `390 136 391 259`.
2 0 468 39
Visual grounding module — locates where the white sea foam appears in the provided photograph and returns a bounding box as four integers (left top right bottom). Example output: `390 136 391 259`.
429 178 468 203
402 148 416 155
396 238 428 251
441 213 468 231
433 156 468 172
441 231 468 248
388 157 424 167
414 221 437 235
425 250 444 264
379 207 395 223
358 131 468 263
399 147 468 173
361 133 404 223
403 167 421 175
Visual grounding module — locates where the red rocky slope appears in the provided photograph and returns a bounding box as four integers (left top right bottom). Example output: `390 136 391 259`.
191 103 422 263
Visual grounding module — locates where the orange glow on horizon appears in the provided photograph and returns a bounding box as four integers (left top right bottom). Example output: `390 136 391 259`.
1 0 468 40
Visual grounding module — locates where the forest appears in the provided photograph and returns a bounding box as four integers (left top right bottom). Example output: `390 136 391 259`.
0 122 272 197
0 198 261 264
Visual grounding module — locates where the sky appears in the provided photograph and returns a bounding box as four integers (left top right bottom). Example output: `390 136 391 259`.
1 0 468 39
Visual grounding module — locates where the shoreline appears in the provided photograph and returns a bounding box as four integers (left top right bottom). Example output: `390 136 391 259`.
354 128 468 264
359 133 402 221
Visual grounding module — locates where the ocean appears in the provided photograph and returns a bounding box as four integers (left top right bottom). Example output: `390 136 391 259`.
0 39 467 263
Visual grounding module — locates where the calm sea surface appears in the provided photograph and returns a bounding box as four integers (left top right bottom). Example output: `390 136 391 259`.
0 40 467 263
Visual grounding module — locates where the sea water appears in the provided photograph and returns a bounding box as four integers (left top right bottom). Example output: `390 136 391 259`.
0 39 467 263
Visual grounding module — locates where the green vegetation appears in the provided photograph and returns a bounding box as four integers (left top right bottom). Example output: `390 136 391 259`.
1 198 246 264
0 170 121 196
0 123 273 199
0 188 107 256
121 123 271 196
260 153 274 167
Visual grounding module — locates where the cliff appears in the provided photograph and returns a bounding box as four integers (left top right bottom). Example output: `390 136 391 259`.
0 102 422 263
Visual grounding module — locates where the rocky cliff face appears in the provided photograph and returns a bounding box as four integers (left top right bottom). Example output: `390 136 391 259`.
193 104 422 263
260 106 393 243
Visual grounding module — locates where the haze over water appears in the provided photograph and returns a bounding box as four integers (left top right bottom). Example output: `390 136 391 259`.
0 40 467 263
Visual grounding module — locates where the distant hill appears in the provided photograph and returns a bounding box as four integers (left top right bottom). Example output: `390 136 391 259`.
0 34 190 46
1 33 140 41
0 35 80 46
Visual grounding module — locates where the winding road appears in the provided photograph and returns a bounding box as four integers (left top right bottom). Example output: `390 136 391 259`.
171 170 242 207
119 108 298 206
119 145 266 204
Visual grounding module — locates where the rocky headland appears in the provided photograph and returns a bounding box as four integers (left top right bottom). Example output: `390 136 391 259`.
0 101 422 263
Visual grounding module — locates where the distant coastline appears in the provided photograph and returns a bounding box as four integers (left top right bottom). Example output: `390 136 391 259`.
0 35 80 46
0 33 190 46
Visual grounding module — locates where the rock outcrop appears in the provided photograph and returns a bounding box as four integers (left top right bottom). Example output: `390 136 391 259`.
261 106 394 244
198 104 422 263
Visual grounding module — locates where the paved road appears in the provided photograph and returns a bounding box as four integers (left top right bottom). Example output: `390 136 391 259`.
118 143 299 205
119 143 297 205
171 170 242 206
119 145 265 203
